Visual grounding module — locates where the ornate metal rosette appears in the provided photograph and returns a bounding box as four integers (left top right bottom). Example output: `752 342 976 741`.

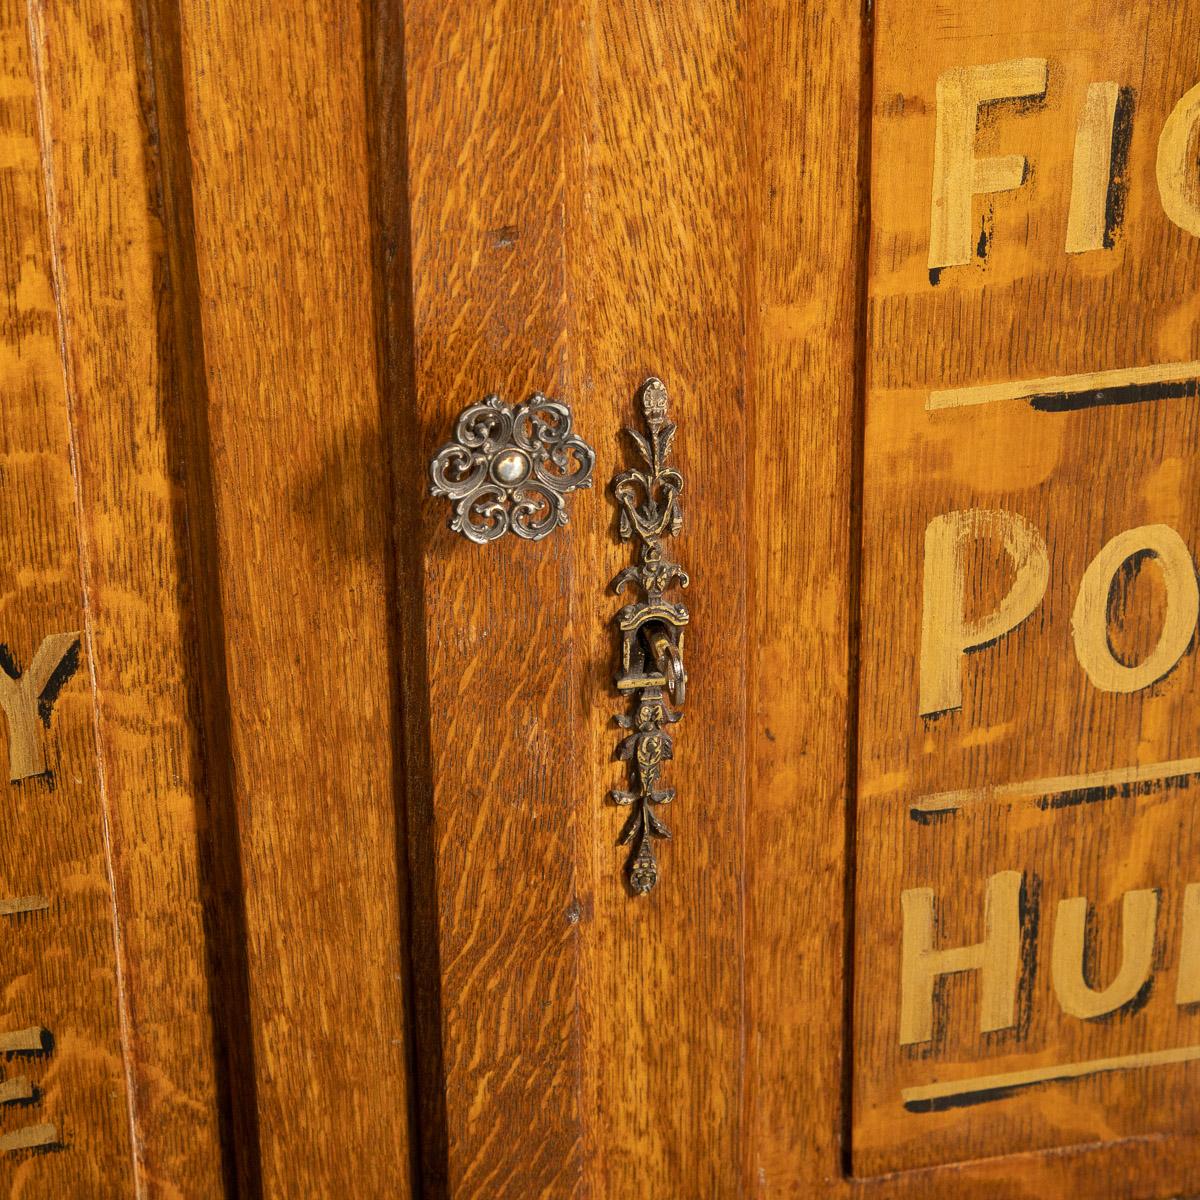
610 377 689 895
429 393 595 543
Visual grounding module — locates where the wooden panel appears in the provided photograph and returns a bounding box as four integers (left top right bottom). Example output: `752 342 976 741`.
562 1 750 1196
854 0 1200 1190
734 2 1200 1196
173 0 414 1192
26 0 228 1190
742 0 867 1192
396 3 584 1196
0 0 135 1192
397 0 759 1193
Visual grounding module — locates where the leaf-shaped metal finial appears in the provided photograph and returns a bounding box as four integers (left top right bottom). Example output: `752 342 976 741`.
640 376 669 428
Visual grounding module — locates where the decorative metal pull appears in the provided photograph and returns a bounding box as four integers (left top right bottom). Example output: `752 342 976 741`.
430 392 595 543
610 377 689 895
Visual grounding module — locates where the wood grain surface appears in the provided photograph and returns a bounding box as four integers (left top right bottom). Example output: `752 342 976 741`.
396 0 759 1193
853 0 1200 1192
169 0 417 1194
0 0 135 1192
383 0 1200 1196
395 2 585 1195
742 1 869 1194
26 0 229 1190
6 0 1200 1195
564 2 750 1196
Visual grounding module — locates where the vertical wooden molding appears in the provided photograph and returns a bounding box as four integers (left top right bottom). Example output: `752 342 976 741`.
173 0 415 1192
24 0 241 1189
141 0 265 1190
742 0 870 1190
361 0 439 1193
562 0 751 1194
25 4 141 1180
396 1 585 1195
0 0 138 1189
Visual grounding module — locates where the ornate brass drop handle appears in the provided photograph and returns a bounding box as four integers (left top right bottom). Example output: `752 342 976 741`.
610 377 689 895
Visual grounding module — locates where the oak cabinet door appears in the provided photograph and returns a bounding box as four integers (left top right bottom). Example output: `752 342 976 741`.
399 2 1200 1197
6 0 1200 1197
0 0 416 1194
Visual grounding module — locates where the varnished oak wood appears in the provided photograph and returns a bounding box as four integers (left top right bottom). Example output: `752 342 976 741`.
397 1 758 1194
172 0 415 1193
397 1 1200 1196
0 0 135 1192
3 0 1199 1195
743 1 868 1194
852 0 1200 1194
564 3 749 1196
27 0 229 1189
397 2 585 1195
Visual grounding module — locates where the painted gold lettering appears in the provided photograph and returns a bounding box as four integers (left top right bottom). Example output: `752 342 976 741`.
920 509 1048 715
1052 890 1158 1019
1067 81 1120 253
899 870 1022 1045
929 58 1047 271
1071 524 1198 693
1158 80 1200 237
0 633 81 781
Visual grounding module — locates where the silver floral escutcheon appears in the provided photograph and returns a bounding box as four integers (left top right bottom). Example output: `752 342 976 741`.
610 377 689 895
429 393 595 543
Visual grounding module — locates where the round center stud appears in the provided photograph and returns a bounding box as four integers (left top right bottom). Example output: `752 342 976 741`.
491 448 531 485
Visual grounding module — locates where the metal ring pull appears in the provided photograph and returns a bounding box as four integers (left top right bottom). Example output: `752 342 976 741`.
644 626 686 709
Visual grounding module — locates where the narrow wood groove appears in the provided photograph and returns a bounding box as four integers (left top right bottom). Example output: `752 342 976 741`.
552 9 588 1191
170 0 417 1188
361 0 445 1193
840 0 877 1178
137 0 266 1191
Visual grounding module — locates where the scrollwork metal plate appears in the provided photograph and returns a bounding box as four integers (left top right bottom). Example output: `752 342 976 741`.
429 393 595 543
610 377 690 895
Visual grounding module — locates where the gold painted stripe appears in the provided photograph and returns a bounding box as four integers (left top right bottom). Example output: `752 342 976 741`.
0 897 48 916
927 360 1200 410
0 1123 57 1153
0 1076 31 1104
903 1042 1200 1106
0 1028 45 1054
912 755 1200 815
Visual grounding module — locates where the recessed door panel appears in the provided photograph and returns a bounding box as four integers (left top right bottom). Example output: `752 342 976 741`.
854 0 1200 1176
